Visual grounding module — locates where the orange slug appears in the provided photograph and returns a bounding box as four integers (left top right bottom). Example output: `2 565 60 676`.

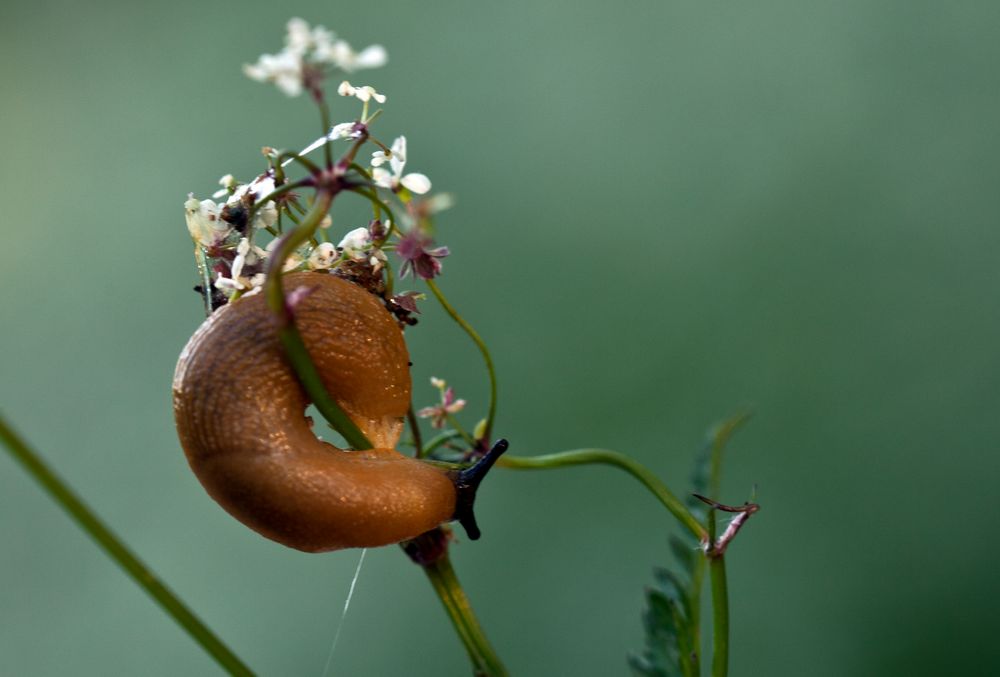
173 271 504 553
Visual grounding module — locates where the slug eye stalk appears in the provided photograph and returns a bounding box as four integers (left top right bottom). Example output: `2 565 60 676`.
451 439 510 541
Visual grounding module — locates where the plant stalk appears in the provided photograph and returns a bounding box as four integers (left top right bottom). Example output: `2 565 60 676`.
263 191 373 451
0 414 253 676
422 551 507 676
707 509 729 677
709 553 729 677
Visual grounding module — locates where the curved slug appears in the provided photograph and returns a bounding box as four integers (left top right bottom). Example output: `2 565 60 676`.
173 272 503 553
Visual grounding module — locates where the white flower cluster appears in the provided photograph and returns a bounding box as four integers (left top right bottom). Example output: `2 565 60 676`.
184 175 278 250
186 173 387 301
214 237 267 295
243 18 387 97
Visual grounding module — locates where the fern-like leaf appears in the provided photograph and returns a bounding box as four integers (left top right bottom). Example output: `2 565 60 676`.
628 412 751 677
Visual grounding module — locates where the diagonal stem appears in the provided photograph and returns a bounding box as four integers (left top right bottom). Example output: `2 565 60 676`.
0 413 254 676
422 551 507 676
424 280 498 446
263 191 373 451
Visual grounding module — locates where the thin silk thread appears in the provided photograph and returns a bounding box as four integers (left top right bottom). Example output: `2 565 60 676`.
321 548 368 677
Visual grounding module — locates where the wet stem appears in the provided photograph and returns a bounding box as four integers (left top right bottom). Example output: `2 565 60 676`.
423 552 507 676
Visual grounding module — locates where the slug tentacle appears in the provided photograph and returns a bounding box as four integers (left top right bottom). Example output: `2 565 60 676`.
173 272 458 552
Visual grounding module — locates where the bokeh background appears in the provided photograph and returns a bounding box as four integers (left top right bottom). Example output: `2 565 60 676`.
2 1 999 675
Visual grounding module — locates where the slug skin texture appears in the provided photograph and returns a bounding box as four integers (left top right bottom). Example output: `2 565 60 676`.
173 272 457 552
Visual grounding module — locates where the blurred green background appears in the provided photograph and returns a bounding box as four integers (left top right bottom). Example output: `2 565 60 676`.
2 0 999 675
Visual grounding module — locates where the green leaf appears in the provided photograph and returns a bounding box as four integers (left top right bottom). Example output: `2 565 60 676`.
629 413 753 677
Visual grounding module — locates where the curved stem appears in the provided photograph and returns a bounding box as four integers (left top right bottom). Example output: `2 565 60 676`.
499 450 706 542
0 414 254 676
445 414 476 448
424 280 498 446
419 429 464 459
264 192 373 451
422 551 507 676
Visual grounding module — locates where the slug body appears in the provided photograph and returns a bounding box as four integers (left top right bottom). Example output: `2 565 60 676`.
173 272 457 552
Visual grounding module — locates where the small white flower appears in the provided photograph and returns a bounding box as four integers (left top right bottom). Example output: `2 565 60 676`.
338 226 371 259
371 136 431 194
369 248 387 274
320 40 387 72
330 121 361 140
320 215 333 229
308 242 338 270
212 174 238 199
245 20 387 97
231 237 251 279
285 17 334 54
214 272 244 292
185 195 231 248
215 237 267 296
430 376 446 389
337 80 386 103
243 49 304 97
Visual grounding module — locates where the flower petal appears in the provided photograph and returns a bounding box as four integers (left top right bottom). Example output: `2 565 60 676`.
400 173 431 194
354 45 388 70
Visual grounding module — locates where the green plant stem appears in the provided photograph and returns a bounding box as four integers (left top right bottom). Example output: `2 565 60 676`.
419 429 464 459
264 191 373 451
424 279 497 445
317 99 333 169
499 450 706 542
422 552 507 676
709 555 729 677
707 510 729 677
0 414 253 676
